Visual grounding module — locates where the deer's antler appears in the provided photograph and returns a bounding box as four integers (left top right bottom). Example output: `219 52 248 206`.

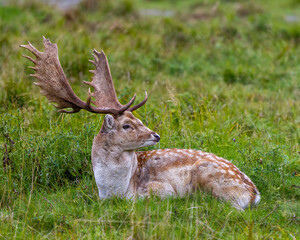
20 37 147 115
84 49 148 113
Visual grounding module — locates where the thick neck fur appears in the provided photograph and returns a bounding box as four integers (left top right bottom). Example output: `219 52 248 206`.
92 130 137 199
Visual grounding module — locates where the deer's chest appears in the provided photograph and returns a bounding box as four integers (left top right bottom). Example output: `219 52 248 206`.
92 151 137 198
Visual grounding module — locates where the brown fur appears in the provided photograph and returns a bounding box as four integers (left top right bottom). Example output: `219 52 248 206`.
135 149 260 209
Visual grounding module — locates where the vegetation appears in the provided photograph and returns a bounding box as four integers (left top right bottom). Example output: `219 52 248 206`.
0 0 299 238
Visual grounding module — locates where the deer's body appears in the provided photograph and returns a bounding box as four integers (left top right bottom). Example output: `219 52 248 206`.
92 111 260 210
21 38 260 210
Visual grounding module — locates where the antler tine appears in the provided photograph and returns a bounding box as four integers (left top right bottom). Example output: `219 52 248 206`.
22 54 37 64
83 80 95 88
86 88 92 106
20 41 42 58
117 94 136 113
129 91 148 112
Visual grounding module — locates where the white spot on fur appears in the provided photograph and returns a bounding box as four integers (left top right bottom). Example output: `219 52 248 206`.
196 151 204 156
228 170 235 176
219 162 229 168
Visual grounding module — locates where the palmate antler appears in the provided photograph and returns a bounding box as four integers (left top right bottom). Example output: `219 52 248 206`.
20 37 147 115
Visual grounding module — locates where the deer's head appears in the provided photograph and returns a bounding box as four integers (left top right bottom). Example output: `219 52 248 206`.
21 37 160 150
101 111 160 151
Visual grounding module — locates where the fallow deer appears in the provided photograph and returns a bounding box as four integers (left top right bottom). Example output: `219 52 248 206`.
21 38 260 210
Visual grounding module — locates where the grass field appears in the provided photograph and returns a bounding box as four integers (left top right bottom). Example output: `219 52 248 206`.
0 0 299 238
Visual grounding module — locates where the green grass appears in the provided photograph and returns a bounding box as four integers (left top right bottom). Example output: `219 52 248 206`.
0 0 299 238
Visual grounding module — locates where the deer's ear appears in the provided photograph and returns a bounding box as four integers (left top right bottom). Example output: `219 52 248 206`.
104 114 115 130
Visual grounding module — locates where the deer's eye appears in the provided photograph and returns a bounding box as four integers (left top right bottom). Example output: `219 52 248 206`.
122 124 131 130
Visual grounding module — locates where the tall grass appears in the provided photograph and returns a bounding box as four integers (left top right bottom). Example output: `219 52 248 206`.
0 0 299 238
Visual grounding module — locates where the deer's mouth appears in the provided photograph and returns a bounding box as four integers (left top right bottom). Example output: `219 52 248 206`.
140 139 159 147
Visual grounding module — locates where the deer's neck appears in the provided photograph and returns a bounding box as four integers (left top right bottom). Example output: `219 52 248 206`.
92 136 137 198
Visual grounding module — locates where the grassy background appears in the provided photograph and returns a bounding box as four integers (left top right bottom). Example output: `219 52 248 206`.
0 0 299 238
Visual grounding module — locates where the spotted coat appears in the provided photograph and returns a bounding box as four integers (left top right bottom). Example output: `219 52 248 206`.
135 149 260 210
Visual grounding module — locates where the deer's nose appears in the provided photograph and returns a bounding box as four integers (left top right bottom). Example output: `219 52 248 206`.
151 132 160 142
